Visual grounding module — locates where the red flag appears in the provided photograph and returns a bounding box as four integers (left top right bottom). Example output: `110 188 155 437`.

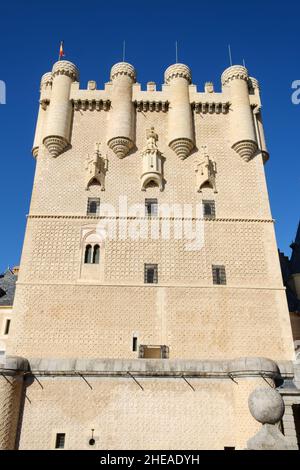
59 41 65 60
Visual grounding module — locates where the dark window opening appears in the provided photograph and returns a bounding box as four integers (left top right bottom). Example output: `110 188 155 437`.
145 198 158 217
292 404 300 447
132 336 138 352
200 181 213 190
212 265 226 285
4 319 10 335
84 245 92 264
0 287 6 298
55 433 65 449
145 180 159 189
139 345 169 359
93 245 100 264
87 198 100 216
203 200 215 219
144 264 158 284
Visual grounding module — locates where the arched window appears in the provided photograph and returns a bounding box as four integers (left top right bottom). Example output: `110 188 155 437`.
93 245 100 264
84 245 92 264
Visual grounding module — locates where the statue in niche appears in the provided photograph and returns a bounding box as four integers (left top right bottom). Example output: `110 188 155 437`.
85 142 108 191
195 145 217 193
141 127 164 191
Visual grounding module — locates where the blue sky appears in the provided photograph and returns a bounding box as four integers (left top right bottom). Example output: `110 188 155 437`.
0 0 299 272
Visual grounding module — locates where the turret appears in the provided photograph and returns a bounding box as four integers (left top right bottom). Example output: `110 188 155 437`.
164 63 194 160
107 62 136 159
249 77 269 162
221 65 257 162
32 72 52 158
43 60 79 158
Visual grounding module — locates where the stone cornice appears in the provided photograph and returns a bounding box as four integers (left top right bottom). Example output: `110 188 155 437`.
40 72 53 89
110 62 136 82
135 100 169 112
221 65 249 86
193 101 230 114
2 357 293 380
52 60 79 81
72 99 111 111
164 64 192 84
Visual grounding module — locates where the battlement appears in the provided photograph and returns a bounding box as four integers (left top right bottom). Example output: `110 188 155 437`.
33 59 265 161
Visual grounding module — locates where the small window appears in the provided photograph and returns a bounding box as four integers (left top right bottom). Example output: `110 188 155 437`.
55 433 65 449
212 265 226 285
203 200 215 219
93 245 100 264
0 287 6 298
145 199 158 217
144 264 158 284
84 245 92 264
87 198 100 216
132 336 138 352
4 319 11 335
139 345 169 359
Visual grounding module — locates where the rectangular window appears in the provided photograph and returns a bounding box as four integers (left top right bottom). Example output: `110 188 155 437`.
87 198 100 216
212 265 226 285
144 264 158 284
55 433 65 449
202 200 215 219
132 336 138 352
145 198 158 217
4 319 10 335
139 345 169 359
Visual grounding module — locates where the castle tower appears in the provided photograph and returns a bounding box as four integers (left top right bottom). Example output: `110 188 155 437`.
1 57 299 450
43 60 79 158
165 63 194 159
221 65 258 161
107 62 136 158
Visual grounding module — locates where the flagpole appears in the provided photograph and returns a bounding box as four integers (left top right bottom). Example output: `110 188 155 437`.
228 44 233 66
123 40 126 62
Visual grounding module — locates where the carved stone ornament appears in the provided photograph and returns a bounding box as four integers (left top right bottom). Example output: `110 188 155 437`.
141 127 164 191
195 146 217 193
85 143 108 191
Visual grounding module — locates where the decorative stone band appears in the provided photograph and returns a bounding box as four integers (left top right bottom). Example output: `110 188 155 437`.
43 136 69 158
221 65 249 86
248 76 260 92
107 136 134 159
40 72 53 90
169 137 194 160
193 102 230 114
52 60 79 81
8 356 292 380
164 63 192 84
26 214 275 223
73 99 111 111
110 62 136 82
135 100 169 112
